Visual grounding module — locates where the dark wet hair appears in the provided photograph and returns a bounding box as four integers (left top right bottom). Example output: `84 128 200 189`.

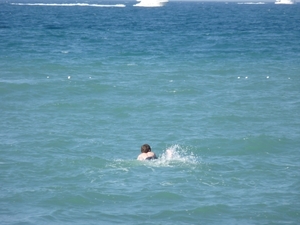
141 144 151 153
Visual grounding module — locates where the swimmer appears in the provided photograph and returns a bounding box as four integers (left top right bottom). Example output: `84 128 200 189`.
137 144 157 161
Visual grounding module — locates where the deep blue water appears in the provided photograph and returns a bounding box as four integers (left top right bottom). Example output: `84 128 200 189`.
1 1 300 224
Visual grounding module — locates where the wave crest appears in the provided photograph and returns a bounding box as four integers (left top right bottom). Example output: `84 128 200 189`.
11 3 126 7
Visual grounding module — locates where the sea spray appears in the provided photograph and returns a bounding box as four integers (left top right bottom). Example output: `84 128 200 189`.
153 145 199 167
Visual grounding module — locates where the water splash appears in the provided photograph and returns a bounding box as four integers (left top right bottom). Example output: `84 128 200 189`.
156 145 199 166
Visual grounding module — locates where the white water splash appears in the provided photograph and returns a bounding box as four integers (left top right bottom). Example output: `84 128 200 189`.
156 145 199 166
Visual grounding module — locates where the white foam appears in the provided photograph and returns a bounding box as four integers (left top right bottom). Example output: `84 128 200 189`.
154 145 199 166
11 3 126 7
134 0 168 7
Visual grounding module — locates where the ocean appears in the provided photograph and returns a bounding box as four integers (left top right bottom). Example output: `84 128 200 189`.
0 1 299 224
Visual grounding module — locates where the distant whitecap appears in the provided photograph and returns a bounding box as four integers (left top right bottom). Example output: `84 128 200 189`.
134 0 168 7
11 3 126 7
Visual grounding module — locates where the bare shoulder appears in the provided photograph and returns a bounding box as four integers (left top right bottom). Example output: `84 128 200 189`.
137 152 157 160
147 152 156 157
137 153 147 160
146 152 157 159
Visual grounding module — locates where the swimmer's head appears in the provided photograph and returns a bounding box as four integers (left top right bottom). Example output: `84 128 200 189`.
141 144 151 153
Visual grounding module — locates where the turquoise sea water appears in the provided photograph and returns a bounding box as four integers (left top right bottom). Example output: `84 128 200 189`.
1 1 300 224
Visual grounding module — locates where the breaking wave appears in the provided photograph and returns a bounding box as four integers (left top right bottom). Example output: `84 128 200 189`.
11 3 126 7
